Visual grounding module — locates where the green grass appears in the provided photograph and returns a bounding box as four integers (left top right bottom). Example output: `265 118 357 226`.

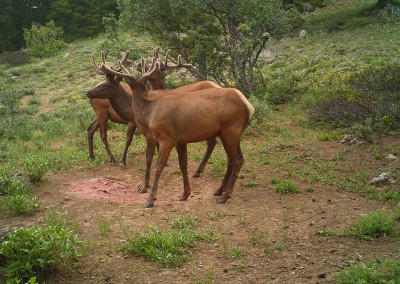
316 228 337 237
275 180 300 195
347 211 396 240
119 217 201 267
336 259 400 284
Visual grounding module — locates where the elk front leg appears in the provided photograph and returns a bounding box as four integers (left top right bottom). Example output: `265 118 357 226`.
145 142 173 208
87 119 99 160
193 137 217 177
176 144 191 201
137 138 156 194
120 123 136 169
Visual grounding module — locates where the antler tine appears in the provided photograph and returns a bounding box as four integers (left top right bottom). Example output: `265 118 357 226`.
120 50 130 65
113 50 130 72
92 54 105 75
101 51 106 64
100 63 136 80
141 58 146 75
176 55 193 69
142 60 160 80
118 60 133 76
163 49 171 68
130 61 137 77
153 47 160 59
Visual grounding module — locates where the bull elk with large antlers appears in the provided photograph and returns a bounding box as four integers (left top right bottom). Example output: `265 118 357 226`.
88 48 222 192
87 51 135 169
96 55 255 208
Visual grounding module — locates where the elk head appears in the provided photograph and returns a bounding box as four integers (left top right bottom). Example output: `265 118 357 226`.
86 50 130 99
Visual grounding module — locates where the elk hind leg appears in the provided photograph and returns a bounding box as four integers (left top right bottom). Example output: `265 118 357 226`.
176 144 191 201
217 135 243 204
193 137 217 177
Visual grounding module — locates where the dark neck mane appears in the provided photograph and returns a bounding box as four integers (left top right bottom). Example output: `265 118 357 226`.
130 81 154 130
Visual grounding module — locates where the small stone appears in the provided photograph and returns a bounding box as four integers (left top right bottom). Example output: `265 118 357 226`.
386 154 398 161
369 172 396 187
299 30 307 37
223 268 228 273
317 272 326 279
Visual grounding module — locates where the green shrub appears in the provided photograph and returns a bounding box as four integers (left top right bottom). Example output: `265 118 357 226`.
336 259 400 284
4 194 40 215
21 155 50 184
23 21 66 58
275 180 300 195
0 225 81 282
248 96 271 129
347 211 396 240
307 98 371 128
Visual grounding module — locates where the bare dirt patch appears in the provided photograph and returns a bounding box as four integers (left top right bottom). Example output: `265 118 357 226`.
2 137 400 284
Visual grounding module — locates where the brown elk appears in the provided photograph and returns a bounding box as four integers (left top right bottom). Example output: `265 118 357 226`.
87 51 135 169
88 49 222 193
97 58 255 208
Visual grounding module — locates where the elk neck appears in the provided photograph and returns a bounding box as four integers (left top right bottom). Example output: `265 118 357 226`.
129 80 154 131
107 84 133 123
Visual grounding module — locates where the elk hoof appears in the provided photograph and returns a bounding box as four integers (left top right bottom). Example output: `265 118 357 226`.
216 193 230 204
144 201 154 208
120 164 127 170
179 195 189 201
89 155 95 161
137 185 148 194
192 172 201 178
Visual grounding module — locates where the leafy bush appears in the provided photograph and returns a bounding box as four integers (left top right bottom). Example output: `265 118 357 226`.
347 211 396 240
0 172 40 215
350 63 400 132
336 259 400 284
0 51 31 66
0 225 81 282
307 98 371 128
21 155 50 184
23 21 66 58
4 194 40 215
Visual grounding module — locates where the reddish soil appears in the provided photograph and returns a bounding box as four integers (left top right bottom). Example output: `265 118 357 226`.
2 137 400 284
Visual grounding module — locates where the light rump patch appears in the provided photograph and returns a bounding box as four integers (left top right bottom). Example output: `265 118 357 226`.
234 89 255 121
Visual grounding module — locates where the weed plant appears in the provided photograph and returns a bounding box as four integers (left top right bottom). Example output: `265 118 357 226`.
336 259 400 284
275 180 300 195
120 217 201 267
347 211 396 240
21 155 50 184
0 225 81 282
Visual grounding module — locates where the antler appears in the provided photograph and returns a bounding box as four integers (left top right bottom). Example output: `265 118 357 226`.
138 47 192 75
92 50 130 75
100 57 161 81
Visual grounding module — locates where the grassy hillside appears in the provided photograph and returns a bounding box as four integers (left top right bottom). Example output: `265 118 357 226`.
1 1 400 283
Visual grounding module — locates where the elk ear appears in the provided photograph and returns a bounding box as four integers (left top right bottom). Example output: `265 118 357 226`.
123 77 133 87
115 76 123 83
